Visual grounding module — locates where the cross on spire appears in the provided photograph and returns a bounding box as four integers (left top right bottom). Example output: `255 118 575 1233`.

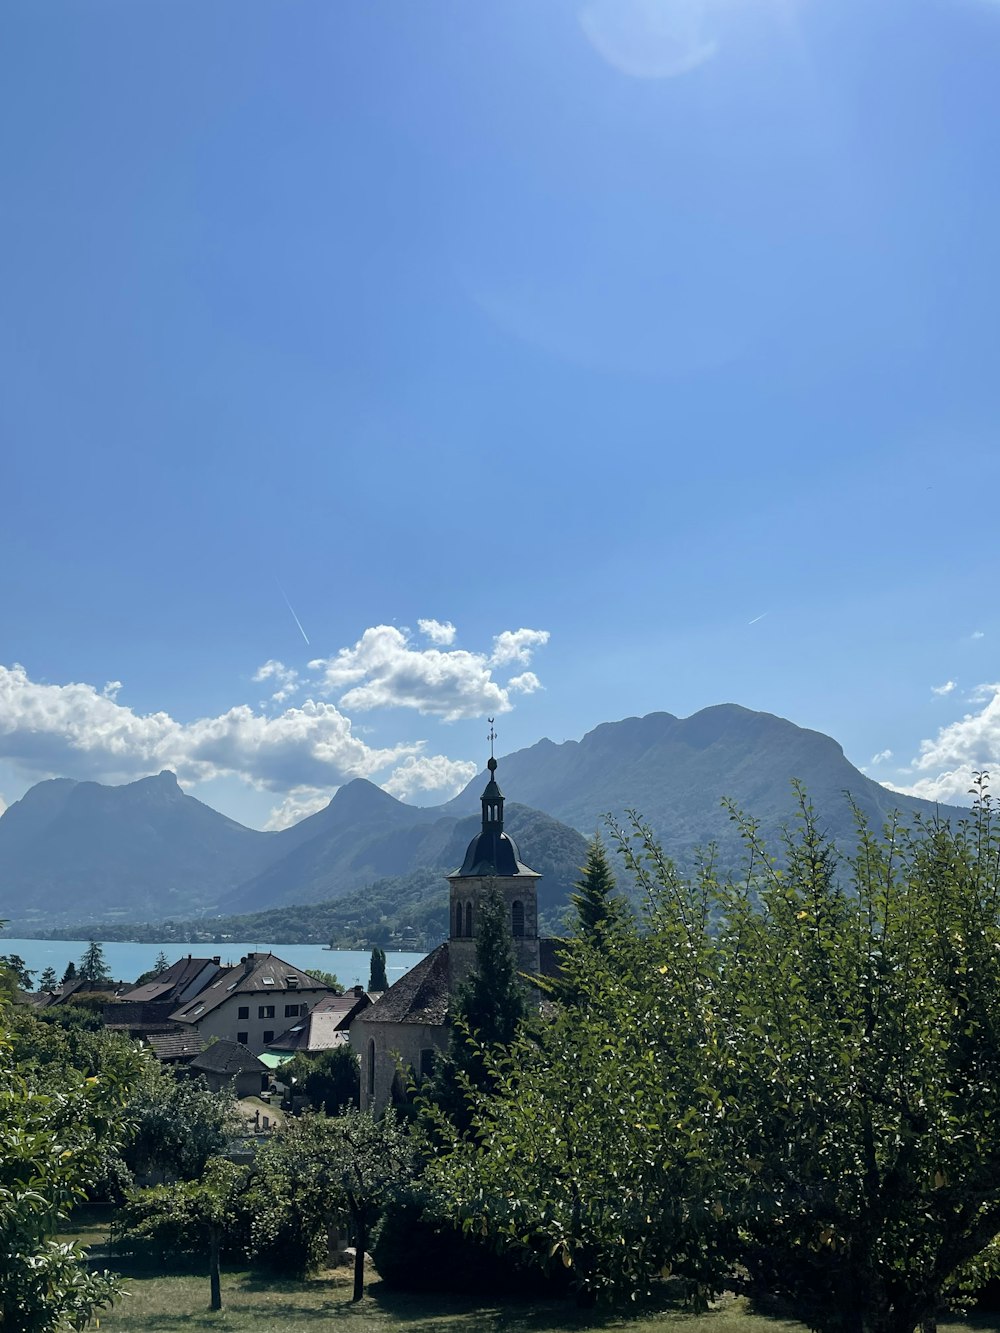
487 718 496 760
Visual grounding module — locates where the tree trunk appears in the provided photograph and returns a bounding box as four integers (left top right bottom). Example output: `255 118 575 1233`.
352 1211 367 1303
209 1227 222 1311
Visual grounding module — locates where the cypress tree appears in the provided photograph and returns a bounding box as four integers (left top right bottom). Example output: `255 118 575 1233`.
368 946 388 992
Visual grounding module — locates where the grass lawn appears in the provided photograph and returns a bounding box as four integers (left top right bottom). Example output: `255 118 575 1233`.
85 1267 1000 1333
66 1211 1000 1333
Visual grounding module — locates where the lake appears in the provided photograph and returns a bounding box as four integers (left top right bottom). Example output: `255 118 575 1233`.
0 939 427 990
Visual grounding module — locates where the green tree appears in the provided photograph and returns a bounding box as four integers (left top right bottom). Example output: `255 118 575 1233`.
0 953 35 990
368 945 388 991
154 949 169 974
422 887 528 1138
78 940 110 984
714 782 1000 1333
123 1062 231 1182
568 834 625 939
425 834 728 1305
283 1047 359 1115
121 1157 245 1310
60 960 76 986
38 966 58 991
0 996 137 1329
306 969 344 994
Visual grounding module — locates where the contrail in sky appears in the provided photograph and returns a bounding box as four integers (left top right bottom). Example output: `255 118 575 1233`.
276 578 310 645
748 612 768 626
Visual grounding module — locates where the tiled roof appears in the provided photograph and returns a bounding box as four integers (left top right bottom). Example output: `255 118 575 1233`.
146 1030 206 1061
120 955 220 1004
191 1040 267 1077
170 953 332 1025
355 944 451 1026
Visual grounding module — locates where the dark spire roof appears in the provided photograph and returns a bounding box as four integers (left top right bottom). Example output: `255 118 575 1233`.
453 754 537 878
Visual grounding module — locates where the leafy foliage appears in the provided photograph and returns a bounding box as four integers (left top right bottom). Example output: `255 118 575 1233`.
282 1047 359 1114
426 786 1000 1331
0 995 138 1329
124 1063 232 1182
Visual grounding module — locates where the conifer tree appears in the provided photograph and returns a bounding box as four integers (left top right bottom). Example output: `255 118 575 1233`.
153 950 169 975
79 940 110 984
368 945 388 992
570 835 623 939
422 887 527 1136
39 966 58 991
60 961 77 986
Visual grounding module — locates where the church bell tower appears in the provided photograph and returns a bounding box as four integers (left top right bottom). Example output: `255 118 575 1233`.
447 727 540 991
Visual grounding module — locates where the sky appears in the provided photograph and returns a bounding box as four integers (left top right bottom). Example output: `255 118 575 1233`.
3 0 1000 831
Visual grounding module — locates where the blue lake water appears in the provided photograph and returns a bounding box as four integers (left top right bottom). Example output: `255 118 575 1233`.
0 939 426 990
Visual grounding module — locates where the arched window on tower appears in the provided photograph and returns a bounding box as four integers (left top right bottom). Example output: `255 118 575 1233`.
367 1039 376 1101
465 901 473 937
455 900 463 937
511 900 525 937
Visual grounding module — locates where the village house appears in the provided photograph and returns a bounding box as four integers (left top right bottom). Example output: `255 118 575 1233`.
265 986 377 1058
351 752 561 1112
170 951 333 1055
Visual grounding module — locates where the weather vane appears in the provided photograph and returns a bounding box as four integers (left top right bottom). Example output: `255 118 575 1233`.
488 718 496 760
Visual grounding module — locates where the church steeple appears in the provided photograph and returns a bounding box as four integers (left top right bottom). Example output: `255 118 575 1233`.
481 721 504 832
447 722 541 989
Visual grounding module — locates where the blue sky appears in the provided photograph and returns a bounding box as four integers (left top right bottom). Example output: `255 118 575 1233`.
3 0 1000 829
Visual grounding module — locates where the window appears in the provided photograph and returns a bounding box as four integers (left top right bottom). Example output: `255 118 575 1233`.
512 900 525 937
420 1047 436 1081
237 1032 248 1045
238 1005 249 1020
455 900 463 936
258 1004 275 1019
263 1030 274 1044
285 1003 300 1018
465 900 473 937
367 1039 376 1099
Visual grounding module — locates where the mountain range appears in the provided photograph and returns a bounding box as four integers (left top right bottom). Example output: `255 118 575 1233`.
0 704 969 936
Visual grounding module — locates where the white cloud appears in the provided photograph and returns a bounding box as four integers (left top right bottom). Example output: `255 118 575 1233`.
310 623 549 722
870 749 893 765
0 793 6 817
0 662 418 795
264 787 331 831
508 671 542 695
490 628 550 667
417 619 457 646
381 754 479 802
931 680 956 696
972 630 985 640
253 659 300 704
889 682 1000 804
102 681 122 700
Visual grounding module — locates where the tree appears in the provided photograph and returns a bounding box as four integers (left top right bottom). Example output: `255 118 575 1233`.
124 1062 231 1182
428 789 1000 1328
425 837 728 1305
38 966 58 991
154 949 169 974
714 782 1000 1333
283 1047 359 1115
306 969 344 994
60 961 76 986
121 1158 245 1310
242 1109 414 1294
422 887 529 1138
78 940 110 984
368 945 388 992
568 834 625 939
0 953 35 990
0 994 137 1329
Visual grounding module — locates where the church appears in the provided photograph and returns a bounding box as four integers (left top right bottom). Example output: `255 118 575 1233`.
351 750 561 1112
